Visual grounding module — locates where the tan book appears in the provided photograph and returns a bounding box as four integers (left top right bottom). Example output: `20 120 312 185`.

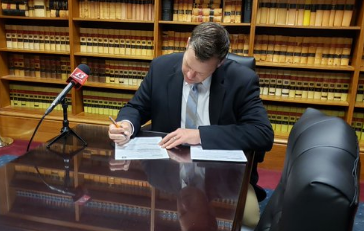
125 30 132 55
114 30 120 55
262 70 270 95
266 35 276 62
328 0 337 26
237 34 245 56
333 37 344 66
340 37 352 66
16 25 24 50
309 0 317 26
60 27 67 52
307 37 316 65
186 0 193 22
234 0 242 23
268 0 277 24
98 28 104 54
167 30 175 54
177 0 184 21
108 29 115 55
109 0 116 20
121 0 127 19
342 0 354 26
258 0 269 24
321 76 329 100
268 69 277 96
259 35 268 61
161 31 169 55
320 37 331 65
279 35 288 63
333 0 345 26
55 27 62 52
327 76 336 100
33 26 40 50
273 35 282 63
254 34 263 61
295 71 303 98
243 34 250 56
313 74 323 99
314 37 324 64
293 36 303 64
119 30 126 55
5 25 13 49
130 30 138 55
276 0 287 25
80 28 87 53
223 0 232 23
296 0 305 25
23 26 30 50
321 0 332 26
275 70 284 96
86 28 93 53
127 0 133 19
147 31 154 56
314 0 324 26
34 0 46 17
289 75 297 98
173 0 179 21
307 73 315 99
285 36 296 63
341 75 349 101
286 0 297 25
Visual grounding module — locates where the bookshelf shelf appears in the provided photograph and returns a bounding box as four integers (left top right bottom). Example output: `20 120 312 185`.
73 18 155 24
255 24 362 31
84 82 139 91
355 102 364 108
73 52 154 61
0 48 70 55
260 95 350 107
256 61 356 71
1 76 67 85
0 16 69 20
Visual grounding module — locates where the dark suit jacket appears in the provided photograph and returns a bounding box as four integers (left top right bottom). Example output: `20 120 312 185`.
117 52 274 154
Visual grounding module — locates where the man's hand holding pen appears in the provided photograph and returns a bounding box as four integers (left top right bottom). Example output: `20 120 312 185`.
108 117 132 146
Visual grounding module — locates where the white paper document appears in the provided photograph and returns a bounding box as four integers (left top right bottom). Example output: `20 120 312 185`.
115 137 169 160
190 145 247 162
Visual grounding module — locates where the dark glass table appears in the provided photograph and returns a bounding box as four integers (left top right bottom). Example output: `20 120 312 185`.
0 124 253 231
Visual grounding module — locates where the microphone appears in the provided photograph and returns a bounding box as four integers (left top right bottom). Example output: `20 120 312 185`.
44 64 90 116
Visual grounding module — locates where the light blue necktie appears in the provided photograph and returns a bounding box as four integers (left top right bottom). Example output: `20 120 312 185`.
185 83 199 129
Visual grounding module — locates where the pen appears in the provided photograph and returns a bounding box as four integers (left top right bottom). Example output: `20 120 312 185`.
109 116 120 128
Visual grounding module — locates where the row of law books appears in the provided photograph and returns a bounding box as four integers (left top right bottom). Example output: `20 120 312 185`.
78 0 154 21
355 75 364 102
257 68 350 101
83 174 151 196
8 53 70 80
230 34 250 57
1 0 68 17
9 83 72 112
16 190 73 209
352 112 364 141
265 104 344 133
15 165 73 183
79 28 154 57
254 35 352 66
161 31 189 55
83 89 133 116
85 200 150 217
161 31 250 57
80 57 149 86
5 25 70 52
256 0 355 27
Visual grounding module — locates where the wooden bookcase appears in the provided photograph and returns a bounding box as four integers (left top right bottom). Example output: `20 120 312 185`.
0 0 363 180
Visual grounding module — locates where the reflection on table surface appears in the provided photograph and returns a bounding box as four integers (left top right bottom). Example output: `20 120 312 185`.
0 124 248 231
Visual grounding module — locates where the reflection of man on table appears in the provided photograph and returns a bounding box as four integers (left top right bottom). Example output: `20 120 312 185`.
108 22 274 227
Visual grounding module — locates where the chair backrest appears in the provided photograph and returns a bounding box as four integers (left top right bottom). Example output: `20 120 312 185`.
255 108 360 231
226 53 256 71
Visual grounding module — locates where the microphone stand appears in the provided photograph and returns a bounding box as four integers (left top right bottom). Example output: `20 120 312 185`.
47 97 87 148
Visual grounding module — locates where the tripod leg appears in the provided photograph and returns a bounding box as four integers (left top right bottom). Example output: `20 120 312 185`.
46 129 69 148
69 128 88 146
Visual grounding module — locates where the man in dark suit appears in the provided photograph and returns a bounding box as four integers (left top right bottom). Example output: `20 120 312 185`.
109 22 274 222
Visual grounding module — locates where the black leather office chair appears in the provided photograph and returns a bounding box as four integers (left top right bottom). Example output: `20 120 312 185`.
226 53 256 71
254 108 360 231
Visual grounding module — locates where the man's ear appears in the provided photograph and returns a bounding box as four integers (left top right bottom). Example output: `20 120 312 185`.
186 37 190 49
